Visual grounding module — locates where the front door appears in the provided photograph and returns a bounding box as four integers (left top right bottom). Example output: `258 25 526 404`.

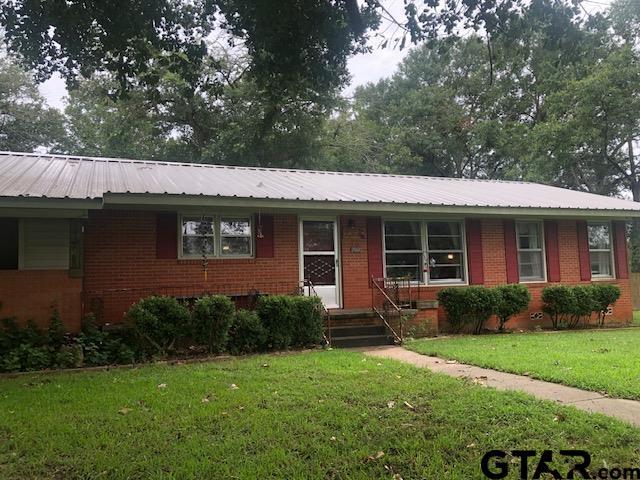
300 218 340 308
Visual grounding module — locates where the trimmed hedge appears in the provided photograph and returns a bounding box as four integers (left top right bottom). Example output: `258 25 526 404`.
125 296 191 356
437 286 499 334
192 295 235 353
227 309 267 355
542 284 621 329
494 284 531 331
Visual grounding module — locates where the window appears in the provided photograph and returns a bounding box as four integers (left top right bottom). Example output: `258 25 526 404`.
180 215 253 258
181 216 215 257
220 217 252 256
383 220 466 284
516 221 545 282
588 222 613 278
384 221 423 281
425 222 465 283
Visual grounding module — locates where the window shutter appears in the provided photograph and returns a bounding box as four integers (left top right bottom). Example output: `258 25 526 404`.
465 218 484 284
0 218 18 269
612 220 629 279
255 214 274 258
156 213 178 259
544 220 561 282
503 219 519 283
367 217 383 281
576 220 591 281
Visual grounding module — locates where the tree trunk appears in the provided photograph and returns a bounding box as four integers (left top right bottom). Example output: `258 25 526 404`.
629 140 640 271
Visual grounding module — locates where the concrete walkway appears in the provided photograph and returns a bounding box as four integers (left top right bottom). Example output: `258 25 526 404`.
361 345 640 427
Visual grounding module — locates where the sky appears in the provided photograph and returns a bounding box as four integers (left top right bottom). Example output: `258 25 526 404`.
37 0 613 110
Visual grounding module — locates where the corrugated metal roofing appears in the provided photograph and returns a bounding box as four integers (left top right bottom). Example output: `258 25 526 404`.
1 151 639 213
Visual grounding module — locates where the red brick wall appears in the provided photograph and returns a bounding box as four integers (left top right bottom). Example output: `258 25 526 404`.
339 216 632 331
0 270 82 330
83 210 299 324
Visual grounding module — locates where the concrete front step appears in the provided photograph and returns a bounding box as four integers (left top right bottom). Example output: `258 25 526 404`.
329 324 386 337
331 334 394 348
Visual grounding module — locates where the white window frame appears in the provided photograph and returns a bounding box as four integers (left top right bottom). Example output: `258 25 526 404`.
382 220 424 283
588 221 615 280
516 220 547 284
178 214 254 259
382 219 468 286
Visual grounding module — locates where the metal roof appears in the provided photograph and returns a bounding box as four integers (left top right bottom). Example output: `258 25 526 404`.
1 151 639 215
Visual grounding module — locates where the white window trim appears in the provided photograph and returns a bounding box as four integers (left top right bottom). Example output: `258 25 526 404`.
588 221 615 280
178 214 254 259
516 220 547 284
382 219 469 286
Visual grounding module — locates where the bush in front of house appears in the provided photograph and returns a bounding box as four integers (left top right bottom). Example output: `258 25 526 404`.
256 295 297 349
541 285 577 329
227 309 268 354
191 295 235 353
125 296 191 357
590 284 621 327
291 296 325 346
494 284 531 331
437 286 499 334
569 285 598 328
76 315 137 366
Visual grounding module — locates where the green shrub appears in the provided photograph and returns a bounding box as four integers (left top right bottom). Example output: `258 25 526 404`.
256 295 296 349
228 309 268 354
438 286 499 334
291 296 325 346
77 315 137 366
494 284 531 331
191 295 235 353
591 284 622 327
541 285 577 329
570 285 598 328
125 296 190 357
436 288 468 333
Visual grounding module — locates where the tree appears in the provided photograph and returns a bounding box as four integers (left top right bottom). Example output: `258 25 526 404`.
0 57 65 152
61 46 333 168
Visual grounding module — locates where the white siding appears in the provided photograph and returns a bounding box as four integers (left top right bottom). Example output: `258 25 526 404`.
20 219 69 269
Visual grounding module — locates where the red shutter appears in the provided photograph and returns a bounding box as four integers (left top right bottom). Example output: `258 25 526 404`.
255 214 275 258
612 220 629 279
367 217 383 281
544 220 561 282
465 218 484 284
503 219 519 283
156 213 178 259
576 220 592 281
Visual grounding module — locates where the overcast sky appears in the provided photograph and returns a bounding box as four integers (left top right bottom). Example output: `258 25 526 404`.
38 0 613 110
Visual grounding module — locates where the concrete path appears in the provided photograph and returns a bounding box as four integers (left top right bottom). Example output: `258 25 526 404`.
361 345 640 427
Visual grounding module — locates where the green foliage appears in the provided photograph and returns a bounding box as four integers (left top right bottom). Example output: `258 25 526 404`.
542 284 622 329
227 309 268 355
291 296 325 346
494 284 532 331
256 295 296 349
125 296 190 357
591 284 622 327
76 315 136 366
541 285 577 329
191 295 235 353
437 286 499 334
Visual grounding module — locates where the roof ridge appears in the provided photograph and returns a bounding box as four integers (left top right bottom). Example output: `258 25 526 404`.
0 150 532 185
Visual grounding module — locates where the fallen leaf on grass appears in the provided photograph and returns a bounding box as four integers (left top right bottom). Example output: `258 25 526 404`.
366 451 385 462
467 443 476 449
403 401 415 411
445 360 458 365
330 436 337 442
157 383 167 389
261 364 269 368
118 407 133 415
392 474 404 480
230 384 239 390
387 401 396 409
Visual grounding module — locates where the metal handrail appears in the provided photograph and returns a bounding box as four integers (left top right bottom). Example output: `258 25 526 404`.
303 279 331 346
371 277 404 344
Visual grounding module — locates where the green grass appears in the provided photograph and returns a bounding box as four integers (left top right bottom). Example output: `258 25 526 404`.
407 329 640 400
1 351 640 479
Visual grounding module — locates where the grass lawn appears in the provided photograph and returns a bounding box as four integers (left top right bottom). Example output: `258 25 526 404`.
1 351 640 479
407 329 640 400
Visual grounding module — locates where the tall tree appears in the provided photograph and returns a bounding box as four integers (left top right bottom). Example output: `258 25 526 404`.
0 57 65 152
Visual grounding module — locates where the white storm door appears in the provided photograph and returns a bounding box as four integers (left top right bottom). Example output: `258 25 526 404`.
300 219 340 308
